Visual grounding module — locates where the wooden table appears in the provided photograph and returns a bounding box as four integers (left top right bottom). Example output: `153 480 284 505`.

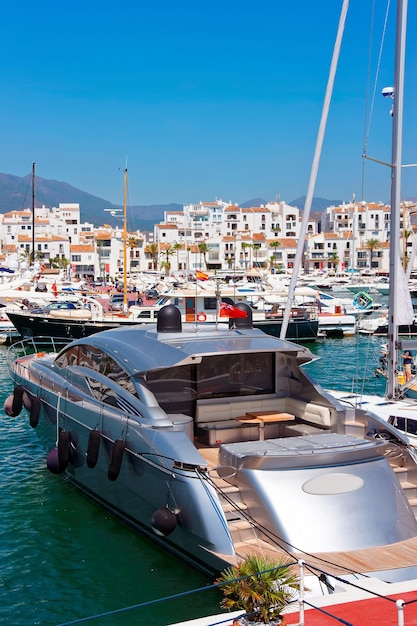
236 411 295 441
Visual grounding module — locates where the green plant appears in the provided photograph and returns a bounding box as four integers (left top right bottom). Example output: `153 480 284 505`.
215 554 300 624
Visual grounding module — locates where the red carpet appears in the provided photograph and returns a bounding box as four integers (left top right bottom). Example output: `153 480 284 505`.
283 590 417 625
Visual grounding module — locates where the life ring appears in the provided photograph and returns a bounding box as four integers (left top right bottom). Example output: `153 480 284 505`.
108 438 125 481
197 312 207 322
353 291 373 310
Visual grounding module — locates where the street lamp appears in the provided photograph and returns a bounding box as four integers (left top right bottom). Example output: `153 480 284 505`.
104 166 128 314
104 208 122 284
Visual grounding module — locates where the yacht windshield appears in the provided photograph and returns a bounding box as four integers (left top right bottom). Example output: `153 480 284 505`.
145 352 275 415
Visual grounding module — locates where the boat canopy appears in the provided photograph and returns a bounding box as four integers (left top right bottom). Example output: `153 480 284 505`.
75 323 314 376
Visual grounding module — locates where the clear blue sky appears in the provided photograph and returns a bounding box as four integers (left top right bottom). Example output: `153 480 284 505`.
1 0 416 207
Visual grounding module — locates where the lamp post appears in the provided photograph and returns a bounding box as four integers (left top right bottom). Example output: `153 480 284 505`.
104 165 128 314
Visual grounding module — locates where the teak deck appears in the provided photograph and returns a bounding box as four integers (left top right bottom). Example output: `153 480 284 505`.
197 444 417 576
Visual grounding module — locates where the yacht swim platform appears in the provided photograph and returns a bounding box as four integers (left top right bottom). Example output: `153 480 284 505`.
197 437 417 578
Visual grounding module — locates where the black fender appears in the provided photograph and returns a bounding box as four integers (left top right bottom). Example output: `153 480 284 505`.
29 397 41 428
108 438 125 481
58 430 70 470
86 429 101 468
11 385 25 416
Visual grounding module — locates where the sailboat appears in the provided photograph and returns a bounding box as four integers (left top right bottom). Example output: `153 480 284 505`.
329 0 417 445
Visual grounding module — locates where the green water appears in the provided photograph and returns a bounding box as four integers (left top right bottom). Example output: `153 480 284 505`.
302 334 387 396
0 346 219 626
0 335 387 625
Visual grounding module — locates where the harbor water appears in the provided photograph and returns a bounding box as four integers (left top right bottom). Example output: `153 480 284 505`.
0 334 387 626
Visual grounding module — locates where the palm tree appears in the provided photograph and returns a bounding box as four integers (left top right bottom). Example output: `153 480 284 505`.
365 238 381 271
96 240 104 281
19 246 32 266
161 245 175 276
216 554 301 624
402 228 412 270
197 242 211 270
173 242 182 270
241 242 252 269
253 244 261 268
269 241 281 271
328 252 339 273
160 259 171 275
127 236 140 256
50 255 69 271
20 246 42 268
145 243 159 271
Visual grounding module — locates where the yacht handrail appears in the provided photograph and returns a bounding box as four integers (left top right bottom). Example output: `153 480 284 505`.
7 337 71 362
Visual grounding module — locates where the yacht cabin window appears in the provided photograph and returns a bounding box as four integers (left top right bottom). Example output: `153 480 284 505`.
144 352 275 415
55 344 138 397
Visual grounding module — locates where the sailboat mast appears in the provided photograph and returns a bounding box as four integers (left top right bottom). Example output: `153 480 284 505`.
279 0 349 339
386 0 408 399
31 161 35 266
123 164 128 314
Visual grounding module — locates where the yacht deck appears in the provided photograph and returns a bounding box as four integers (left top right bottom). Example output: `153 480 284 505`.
197 443 417 577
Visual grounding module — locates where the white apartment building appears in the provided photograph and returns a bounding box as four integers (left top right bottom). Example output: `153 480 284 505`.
322 200 417 274
0 197 414 280
0 207 72 269
0 202 147 282
153 199 317 274
329 201 391 243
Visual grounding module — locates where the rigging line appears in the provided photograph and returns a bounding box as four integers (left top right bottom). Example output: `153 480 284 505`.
200 471 370 579
361 0 375 166
58 579 242 626
361 0 392 198
20 171 31 212
362 0 392 156
359 331 378 396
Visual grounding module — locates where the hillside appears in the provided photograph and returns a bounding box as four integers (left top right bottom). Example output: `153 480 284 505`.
0 172 368 232
0 172 178 231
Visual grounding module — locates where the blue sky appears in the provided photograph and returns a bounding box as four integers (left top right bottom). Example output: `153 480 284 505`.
1 0 416 207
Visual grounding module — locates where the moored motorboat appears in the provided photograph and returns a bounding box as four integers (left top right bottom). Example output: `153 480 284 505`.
5 303 417 579
6 283 320 342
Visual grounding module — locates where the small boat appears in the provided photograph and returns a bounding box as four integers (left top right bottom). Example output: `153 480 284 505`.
0 307 21 344
6 303 417 579
358 317 417 336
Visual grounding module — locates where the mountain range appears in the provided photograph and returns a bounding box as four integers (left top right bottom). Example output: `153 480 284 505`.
0 172 340 232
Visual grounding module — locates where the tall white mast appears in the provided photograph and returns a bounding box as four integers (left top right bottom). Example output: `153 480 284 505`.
280 0 349 339
386 0 407 399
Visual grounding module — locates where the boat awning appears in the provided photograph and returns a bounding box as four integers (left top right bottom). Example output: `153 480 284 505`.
89 324 314 376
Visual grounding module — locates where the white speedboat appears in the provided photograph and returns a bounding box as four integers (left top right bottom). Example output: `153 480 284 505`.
5 304 417 579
